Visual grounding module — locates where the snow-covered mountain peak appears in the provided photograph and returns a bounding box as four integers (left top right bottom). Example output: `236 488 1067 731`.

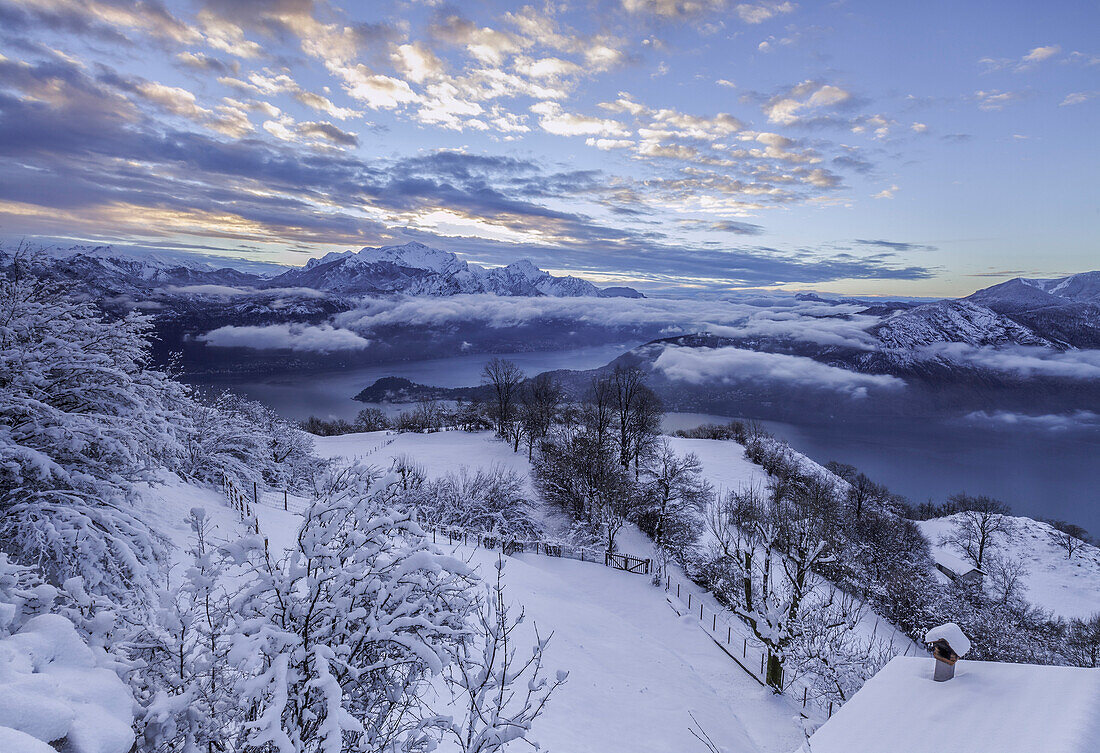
352 242 469 276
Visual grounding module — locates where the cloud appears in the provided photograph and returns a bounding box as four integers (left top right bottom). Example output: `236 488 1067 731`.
964 410 1100 432
298 120 359 146
763 81 852 126
712 220 765 235
200 323 371 352
332 294 883 351
974 89 1023 110
980 44 1062 73
531 101 630 137
1021 44 1061 65
1060 91 1098 106
855 239 935 253
619 0 794 23
921 344 1100 380
652 344 905 397
873 184 898 199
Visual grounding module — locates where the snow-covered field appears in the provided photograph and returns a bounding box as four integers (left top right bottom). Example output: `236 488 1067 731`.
663 436 769 494
136 439 806 753
918 515 1100 619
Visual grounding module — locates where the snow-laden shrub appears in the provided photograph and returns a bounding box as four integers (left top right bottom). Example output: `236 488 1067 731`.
222 469 479 753
183 391 318 493
406 465 543 540
0 554 135 753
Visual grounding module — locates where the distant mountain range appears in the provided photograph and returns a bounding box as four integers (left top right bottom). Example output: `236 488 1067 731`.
10 242 643 300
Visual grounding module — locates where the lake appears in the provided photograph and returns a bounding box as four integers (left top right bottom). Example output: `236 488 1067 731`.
188 342 642 421
664 412 1100 535
193 346 1100 535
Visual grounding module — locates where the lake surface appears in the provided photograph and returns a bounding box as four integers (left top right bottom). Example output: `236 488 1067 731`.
664 412 1100 535
193 346 1100 534
189 342 642 421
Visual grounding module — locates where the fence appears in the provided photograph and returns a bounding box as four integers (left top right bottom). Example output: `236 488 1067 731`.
423 524 651 576
661 570 837 721
220 473 263 537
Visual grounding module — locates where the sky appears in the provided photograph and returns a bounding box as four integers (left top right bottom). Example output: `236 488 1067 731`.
0 0 1096 297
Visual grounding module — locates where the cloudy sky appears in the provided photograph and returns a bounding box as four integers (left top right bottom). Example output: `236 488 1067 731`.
0 0 1095 295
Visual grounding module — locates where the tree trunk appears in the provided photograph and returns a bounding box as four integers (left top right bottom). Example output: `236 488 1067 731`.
765 651 784 692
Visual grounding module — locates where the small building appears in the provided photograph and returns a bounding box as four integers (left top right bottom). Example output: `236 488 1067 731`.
931 548 984 586
797 656 1100 753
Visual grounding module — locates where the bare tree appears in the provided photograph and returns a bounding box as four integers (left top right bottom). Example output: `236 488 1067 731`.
1066 613 1100 668
640 440 711 562
939 495 1013 569
984 554 1029 606
519 372 564 459
1052 528 1084 560
481 358 525 444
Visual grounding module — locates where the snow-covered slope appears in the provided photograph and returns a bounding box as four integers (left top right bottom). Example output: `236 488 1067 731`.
917 515 1100 619
435 546 804 753
140 435 804 753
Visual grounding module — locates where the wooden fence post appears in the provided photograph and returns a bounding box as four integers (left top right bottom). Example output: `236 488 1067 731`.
283 489 288 511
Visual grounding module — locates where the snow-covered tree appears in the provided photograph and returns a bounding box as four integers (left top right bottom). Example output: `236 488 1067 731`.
0 260 187 619
639 441 711 568
223 468 478 753
139 508 237 753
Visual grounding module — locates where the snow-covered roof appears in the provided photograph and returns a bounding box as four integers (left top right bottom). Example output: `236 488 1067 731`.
800 657 1100 753
931 547 983 576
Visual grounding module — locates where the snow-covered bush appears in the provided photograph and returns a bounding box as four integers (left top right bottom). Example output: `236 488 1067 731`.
184 391 318 492
222 469 478 753
443 558 566 753
407 465 543 540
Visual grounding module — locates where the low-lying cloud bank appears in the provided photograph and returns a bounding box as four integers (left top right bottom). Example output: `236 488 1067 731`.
964 410 1100 432
652 344 905 398
333 294 881 349
922 343 1100 380
200 323 370 352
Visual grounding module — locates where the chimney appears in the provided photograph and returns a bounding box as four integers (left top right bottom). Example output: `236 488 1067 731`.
923 622 971 682
930 638 959 681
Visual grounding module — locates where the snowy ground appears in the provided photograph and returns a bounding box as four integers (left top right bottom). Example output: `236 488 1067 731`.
663 436 769 495
432 545 805 753
918 515 1100 619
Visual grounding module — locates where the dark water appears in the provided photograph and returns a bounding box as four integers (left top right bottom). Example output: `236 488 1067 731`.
188 343 642 421
664 412 1100 535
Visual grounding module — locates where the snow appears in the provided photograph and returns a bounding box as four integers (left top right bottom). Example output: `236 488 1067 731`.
314 430 536 485
432 545 804 753
0 614 134 753
800 656 1100 753
924 623 971 657
662 436 770 495
918 515 1100 619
